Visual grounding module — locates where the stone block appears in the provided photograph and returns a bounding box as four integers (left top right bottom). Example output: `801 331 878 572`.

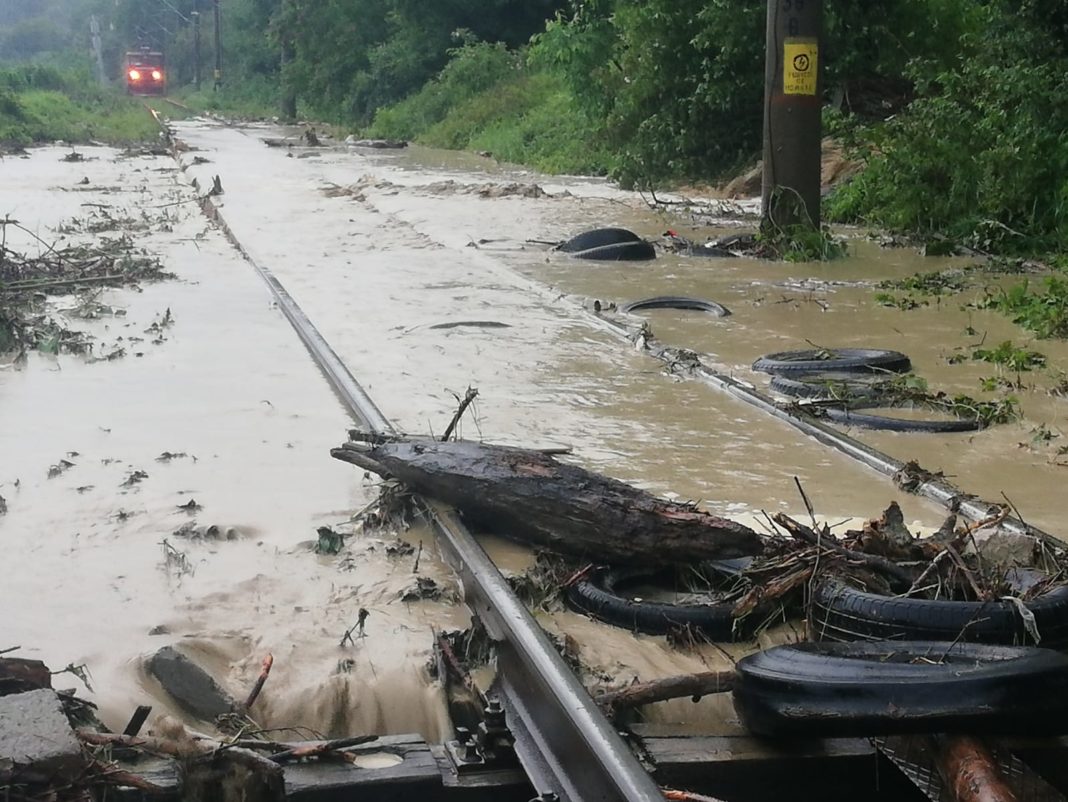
0 689 83 777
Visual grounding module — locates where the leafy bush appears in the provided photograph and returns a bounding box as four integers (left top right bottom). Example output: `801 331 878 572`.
368 42 519 140
828 8 1068 253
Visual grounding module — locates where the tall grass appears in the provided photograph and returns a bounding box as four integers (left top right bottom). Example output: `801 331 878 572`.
0 63 158 145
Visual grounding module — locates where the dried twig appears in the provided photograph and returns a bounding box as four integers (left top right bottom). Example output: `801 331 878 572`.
596 671 735 713
441 387 478 442
772 512 915 586
267 735 379 764
793 476 818 530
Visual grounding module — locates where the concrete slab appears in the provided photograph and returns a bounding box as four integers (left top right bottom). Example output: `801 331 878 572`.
0 689 83 777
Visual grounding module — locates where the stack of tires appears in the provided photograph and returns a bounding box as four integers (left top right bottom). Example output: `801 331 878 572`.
754 347 984 432
731 560 1068 736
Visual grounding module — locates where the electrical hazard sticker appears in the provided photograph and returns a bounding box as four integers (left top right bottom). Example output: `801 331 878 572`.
783 40 818 96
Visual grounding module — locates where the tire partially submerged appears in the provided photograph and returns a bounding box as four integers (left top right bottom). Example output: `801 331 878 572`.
557 228 656 262
566 566 749 638
733 640 1068 737
753 348 911 376
621 296 731 317
769 372 900 401
810 576 1068 649
819 403 983 433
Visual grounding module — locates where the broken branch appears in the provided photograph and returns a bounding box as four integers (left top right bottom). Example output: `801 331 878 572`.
243 653 274 711
596 671 735 712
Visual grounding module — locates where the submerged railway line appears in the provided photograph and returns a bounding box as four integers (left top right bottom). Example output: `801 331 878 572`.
4 110 1068 801
148 113 1068 801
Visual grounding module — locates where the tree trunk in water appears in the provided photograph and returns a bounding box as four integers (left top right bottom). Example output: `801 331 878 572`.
331 439 762 565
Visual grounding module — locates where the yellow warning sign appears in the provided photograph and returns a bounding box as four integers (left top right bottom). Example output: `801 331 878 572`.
783 40 818 96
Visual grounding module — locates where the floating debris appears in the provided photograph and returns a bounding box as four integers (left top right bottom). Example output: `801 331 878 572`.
47 459 75 479
120 469 149 488
315 526 345 555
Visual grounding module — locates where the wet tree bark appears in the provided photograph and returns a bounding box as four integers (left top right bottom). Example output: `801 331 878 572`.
331 439 762 565
0 658 52 696
934 735 1018 802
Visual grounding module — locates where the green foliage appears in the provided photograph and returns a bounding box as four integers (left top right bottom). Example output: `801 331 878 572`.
829 371 1021 427
369 48 612 175
757 222 847 262
828 5 1068 253
971 340 1047 371
529 0 984 188
874 268 970 309
368 43 519 140
982 278 1068 339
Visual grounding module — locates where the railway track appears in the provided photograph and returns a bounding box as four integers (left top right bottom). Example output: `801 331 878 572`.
137 109 1068 801
148 107 664 802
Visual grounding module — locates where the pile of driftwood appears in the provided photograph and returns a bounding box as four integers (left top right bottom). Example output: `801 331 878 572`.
0 219 172 356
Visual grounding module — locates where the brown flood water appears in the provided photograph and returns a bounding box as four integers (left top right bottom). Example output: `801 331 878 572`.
1 121 1065 740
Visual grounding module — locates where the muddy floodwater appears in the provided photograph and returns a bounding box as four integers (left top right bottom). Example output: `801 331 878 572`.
2 120 1066 740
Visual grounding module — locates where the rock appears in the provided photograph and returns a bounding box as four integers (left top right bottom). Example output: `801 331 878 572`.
146 646 237 722
0 689 83 778
0 658 52 697
967 527 1038 568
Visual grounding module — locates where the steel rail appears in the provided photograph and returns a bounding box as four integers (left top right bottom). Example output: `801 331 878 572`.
171 152 662 800
588 312 1062 546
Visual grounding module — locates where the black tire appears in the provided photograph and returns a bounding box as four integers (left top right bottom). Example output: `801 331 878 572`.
621 296 731 317
820 404 983 433
566 567 748 639
557 227 644 253
810 576 1068 650
769 372 897 401
753 348 911 376
569 241 657 262
732 640 1068 737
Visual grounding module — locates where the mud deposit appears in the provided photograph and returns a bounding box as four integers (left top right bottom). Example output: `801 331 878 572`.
2 120 1065 741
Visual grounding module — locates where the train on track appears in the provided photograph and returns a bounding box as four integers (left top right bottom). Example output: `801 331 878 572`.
124 48 166 96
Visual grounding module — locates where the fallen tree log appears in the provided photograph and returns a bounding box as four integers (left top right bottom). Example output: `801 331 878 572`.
331 439 762 565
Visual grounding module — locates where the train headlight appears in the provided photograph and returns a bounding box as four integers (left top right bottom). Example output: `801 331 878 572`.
151 70 163 81
128 69 141 81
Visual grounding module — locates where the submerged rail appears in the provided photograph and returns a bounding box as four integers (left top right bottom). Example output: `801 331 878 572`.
589 312 1062 546
167 133 662 802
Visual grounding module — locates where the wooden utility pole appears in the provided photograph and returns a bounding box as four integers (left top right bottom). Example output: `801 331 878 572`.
280 1 297 120
213 0 222 90
89 15 107 87
192 1 202 90
761 0 822 230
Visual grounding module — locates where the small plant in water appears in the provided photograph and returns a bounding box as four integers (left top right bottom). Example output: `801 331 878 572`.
971 341 1046 372
981 278 1068 339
